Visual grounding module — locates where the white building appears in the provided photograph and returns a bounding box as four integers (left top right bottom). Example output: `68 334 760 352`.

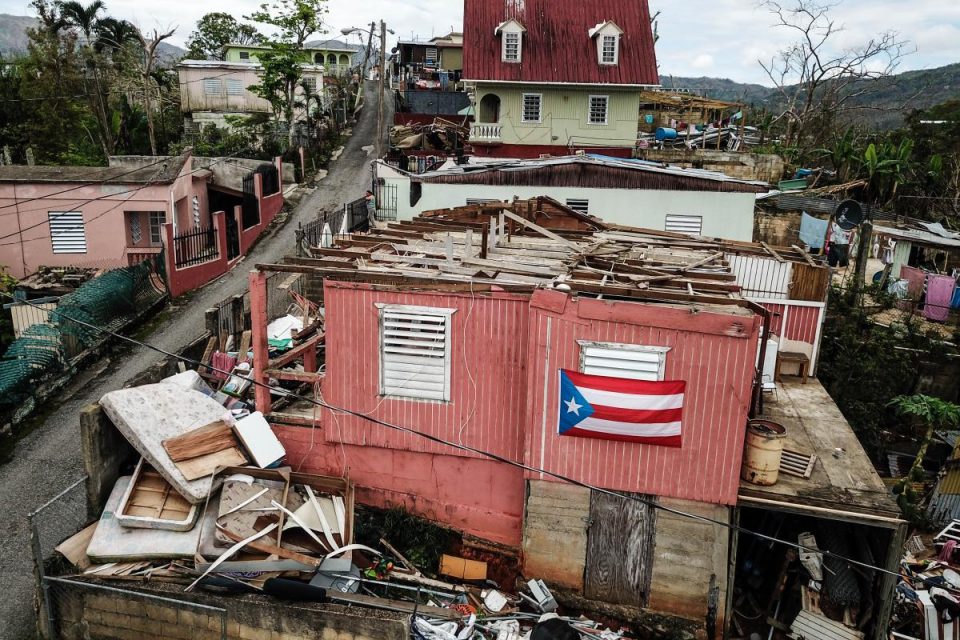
375 154 769 241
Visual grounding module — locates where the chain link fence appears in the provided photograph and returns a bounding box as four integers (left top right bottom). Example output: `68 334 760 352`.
28 477 228 640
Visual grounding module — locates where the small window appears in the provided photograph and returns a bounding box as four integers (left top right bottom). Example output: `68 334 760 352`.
203 78 222 95
665 214 703 236
425 47 438 66
301 77 316 94
566 199 589 214
503 32 521 63
129 213 142 244
601 35 618 64
48 211 86 254
226 79 244 96
149 212 166 245
578 341 669 382
588 95 609 125
522 93 542 123
378 304 455 402
238 51 250 60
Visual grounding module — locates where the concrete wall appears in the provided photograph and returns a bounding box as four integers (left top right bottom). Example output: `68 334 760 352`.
0 158 205 278
50 581 409 640
475 83 640 149
638 149 784 185
178 64 325 116
521 480 590 590
378 165 757 241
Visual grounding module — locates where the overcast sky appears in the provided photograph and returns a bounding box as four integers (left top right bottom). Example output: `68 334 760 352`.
2 0 959 85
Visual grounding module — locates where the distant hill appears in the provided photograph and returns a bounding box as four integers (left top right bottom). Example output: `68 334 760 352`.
661 64 960 129
0 13 186 63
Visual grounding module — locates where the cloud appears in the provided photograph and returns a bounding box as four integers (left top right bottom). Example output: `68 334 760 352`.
690 53 714 70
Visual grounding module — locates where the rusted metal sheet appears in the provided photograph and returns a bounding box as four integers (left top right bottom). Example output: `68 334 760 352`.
524 295 761 505
463 0 659 85
321 282 531 461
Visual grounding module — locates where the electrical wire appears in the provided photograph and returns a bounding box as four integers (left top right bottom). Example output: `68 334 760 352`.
0 291 907 579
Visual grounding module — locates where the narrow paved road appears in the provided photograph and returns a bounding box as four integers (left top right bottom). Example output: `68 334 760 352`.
0 80 389 639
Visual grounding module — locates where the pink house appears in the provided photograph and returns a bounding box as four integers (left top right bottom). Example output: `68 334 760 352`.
0 151 284 297
252 206 902 638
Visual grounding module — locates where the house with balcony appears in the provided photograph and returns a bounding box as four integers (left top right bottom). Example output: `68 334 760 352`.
223 41 363 78
396 32 464 90
463 0 659 158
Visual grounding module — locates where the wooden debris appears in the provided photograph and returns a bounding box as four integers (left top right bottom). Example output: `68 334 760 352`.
162 421 237 462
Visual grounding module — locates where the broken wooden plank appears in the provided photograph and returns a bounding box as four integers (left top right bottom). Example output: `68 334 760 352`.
502 209 577 248
199 336 218 376
265 369 325 384
176 448 248 482
268 332 324 369
236 330 252 363
162 421 237 463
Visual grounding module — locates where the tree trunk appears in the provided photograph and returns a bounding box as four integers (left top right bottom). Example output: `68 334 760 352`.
143 73 157 155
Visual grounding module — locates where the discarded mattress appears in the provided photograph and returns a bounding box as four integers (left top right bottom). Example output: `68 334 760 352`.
100 383 231 503
87 476 202 563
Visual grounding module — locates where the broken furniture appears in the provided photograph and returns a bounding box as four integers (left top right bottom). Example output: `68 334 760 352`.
776 351 810 384
116 458 200 531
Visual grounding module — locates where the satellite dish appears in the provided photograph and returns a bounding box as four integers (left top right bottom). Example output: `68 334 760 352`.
834 199 864 230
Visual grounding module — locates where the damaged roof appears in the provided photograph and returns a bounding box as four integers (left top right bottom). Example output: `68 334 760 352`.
413 154 771 193
277 197 819 309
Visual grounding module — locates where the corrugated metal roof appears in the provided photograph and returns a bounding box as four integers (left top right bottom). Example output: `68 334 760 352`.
462 0 659 85
874 224 960 249
416 154 769 192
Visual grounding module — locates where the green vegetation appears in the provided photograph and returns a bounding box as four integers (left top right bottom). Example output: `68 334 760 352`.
185 12 262 61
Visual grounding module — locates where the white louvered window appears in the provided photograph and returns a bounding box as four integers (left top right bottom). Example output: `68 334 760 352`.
588 95 609 125
239 51 250 60
203 78 222 95
578 341 669 381
522 93 542 123
226 79 244 96
566 199 589 214
378 304 455 401
48 211 86 253
665 214 703 236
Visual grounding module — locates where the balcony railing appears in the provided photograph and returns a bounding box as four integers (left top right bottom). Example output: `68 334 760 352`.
470 122 502 143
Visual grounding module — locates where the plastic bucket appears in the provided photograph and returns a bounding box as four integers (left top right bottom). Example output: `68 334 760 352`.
740 419 786 486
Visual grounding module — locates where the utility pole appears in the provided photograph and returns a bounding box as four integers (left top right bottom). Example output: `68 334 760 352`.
354 22 376 110
376 20 387 159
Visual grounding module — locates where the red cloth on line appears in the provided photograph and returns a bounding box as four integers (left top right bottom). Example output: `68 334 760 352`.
211 352 237 380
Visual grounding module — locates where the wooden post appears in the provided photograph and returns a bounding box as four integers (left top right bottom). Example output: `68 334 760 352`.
854 220 873 290
230 294 244 341
480 222 489 259
249 270 272 415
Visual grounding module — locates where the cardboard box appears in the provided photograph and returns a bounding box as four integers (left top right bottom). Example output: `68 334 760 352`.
439 554 487 581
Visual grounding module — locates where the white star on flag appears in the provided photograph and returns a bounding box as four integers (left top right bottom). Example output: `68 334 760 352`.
564 397 582 416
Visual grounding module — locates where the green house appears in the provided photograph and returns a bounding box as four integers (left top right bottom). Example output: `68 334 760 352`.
224 43 358 76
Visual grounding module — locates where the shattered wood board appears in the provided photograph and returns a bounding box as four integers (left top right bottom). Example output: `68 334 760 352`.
87 476 202 563
215 478 288 546
99 384 231 503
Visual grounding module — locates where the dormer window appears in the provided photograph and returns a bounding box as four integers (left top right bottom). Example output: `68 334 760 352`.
495 19 526 64
589 21 623 66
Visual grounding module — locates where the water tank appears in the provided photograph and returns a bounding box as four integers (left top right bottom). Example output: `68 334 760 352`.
741 419 786 486
655 127 678 142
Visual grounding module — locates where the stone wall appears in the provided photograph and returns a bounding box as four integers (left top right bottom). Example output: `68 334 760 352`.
753 209 804 246
638 149 785 185
50 580 409 640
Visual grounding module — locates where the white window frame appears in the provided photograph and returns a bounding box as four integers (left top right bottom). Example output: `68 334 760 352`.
377 303 456 402
425 47 438 66
48 211 86 254
565 199 589 214
587 95 609 125
149 211 166 245
202 78 222 95
665 214 703 236
502 31 522 63
521 93 542 123
600 34 619 65
577 340 670 381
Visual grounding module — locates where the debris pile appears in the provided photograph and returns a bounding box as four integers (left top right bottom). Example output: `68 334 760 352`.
391 117 468 154
638 125 763 152
894 522 960 640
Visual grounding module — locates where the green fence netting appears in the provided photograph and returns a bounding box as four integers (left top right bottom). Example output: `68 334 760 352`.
0 258 166 410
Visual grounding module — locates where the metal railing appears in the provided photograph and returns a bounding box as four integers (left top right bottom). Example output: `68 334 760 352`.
172 226 218 268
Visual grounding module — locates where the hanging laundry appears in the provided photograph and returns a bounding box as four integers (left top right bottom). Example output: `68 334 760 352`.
210 352 237 381
924 275 956 322
799 212 828 249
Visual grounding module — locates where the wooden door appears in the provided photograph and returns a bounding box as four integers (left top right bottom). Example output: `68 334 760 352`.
584 490 656 607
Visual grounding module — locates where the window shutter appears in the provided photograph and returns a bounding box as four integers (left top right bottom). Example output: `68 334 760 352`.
226 79 244 96
579 342 668 381
380 306 454 401
565 199 589 213
48 212 87 254
665 214 703 235
203 78 222 95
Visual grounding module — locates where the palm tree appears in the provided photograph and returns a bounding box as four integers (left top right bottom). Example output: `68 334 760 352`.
95 17 139 54
57 0 105 41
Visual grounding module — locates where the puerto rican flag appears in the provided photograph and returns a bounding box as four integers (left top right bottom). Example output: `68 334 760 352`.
557 369 685 447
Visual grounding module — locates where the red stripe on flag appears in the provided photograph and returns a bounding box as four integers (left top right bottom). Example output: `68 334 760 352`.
589 405 683 424
562 427 682 447
562 369 686 395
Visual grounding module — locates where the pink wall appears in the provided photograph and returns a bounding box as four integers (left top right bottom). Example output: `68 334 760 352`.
523 290 761 506
0 155 204 278
163 209 231 298
274 280 762 544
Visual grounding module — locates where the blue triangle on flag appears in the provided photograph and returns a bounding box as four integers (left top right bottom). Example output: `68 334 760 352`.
558 370 594 434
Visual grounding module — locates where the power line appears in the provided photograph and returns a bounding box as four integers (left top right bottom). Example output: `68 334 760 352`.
0 292 905 579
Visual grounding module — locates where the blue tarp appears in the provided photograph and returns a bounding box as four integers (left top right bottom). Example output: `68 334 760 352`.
799 212 828 249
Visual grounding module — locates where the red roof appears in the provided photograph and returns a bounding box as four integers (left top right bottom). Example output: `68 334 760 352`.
463 0 659 85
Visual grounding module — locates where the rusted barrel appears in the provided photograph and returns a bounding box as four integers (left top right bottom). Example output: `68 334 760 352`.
740 419 786 486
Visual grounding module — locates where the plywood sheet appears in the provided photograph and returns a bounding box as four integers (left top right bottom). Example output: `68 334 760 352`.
584 490 655 607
